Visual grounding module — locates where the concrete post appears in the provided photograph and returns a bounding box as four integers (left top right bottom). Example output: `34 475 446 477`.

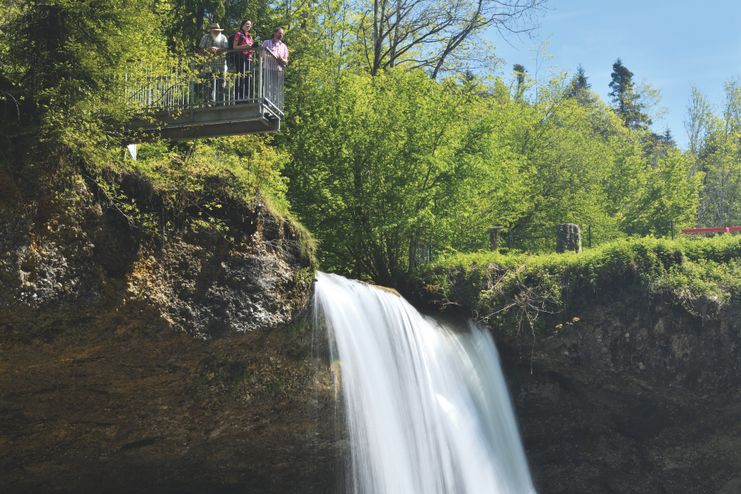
556 223 582 253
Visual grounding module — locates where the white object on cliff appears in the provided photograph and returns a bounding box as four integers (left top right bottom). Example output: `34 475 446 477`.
126 143 137 161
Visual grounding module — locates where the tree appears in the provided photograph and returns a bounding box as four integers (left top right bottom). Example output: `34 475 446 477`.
513 63 527 100
660 128 675 147
164 0 280 51
685 87 713 158
572 65 589 91
0 0 166 159
641 128 677 166
566 65 594 105
509 89 629 249
623 149 701 236
357 0 546 78
608 58 651 130
283 70 465 281
697 80 741 226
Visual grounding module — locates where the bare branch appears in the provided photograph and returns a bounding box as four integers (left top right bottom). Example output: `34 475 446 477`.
358 0 546 77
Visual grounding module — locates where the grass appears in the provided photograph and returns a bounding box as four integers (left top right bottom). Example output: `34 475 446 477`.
127 135 292 216
93 135 318 266
419 235 741 332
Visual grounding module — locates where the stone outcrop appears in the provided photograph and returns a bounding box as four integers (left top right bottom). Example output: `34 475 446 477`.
504 290 741 494
0 163 341 494
555 223 582 253
0 165 313 338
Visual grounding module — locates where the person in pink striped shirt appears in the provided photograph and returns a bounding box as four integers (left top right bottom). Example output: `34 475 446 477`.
262 27 288 71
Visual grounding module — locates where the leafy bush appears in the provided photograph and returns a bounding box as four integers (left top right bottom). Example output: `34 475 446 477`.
82 135 316 264
131 135 291 216
420 235 741 333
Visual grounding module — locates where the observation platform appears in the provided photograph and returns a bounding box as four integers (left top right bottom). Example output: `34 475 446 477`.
126 48 284 141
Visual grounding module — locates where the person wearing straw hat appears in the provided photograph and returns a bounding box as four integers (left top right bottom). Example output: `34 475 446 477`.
198 22 229 105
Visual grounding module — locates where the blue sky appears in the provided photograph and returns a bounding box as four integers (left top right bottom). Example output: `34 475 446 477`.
487 0 741 148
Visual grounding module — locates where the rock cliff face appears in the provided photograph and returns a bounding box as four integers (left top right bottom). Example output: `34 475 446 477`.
425 281 741 494
0 165 313 337
3 161 740 494
0 164 341 494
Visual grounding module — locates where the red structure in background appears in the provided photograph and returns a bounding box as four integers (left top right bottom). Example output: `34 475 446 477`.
681 226 741 234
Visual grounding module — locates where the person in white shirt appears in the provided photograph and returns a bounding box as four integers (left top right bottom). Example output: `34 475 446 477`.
263 27 288 70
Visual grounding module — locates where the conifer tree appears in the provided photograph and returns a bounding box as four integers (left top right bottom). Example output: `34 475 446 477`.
609 59 651 129
660 128 675 147
513 64 527 101
566 64 593 104
572 65 589 91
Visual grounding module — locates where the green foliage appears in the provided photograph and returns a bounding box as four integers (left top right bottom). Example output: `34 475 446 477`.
0 0 169 166
421 235 741 332
3 0 734 292
283 58 707 281
163 0 282 51
77 134 314 266
284 69 474 282
622 149 701 236
565 65 594 105
129 135 291 215
650 258 741 318
693 80 741 227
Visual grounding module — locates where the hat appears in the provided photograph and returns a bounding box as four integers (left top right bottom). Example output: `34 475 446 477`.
207 23 224 31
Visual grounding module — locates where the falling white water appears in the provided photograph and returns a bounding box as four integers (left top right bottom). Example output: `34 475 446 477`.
314 272 536 494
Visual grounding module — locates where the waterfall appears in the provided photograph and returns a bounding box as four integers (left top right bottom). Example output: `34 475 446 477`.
313 272 536 494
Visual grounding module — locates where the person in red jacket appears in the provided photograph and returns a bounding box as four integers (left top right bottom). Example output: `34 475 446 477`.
232 19 255 101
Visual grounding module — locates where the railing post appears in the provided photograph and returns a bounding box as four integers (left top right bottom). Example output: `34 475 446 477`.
258 50 263 102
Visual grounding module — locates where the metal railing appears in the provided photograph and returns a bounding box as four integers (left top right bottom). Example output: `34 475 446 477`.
260 47 284 112
124 47 284 118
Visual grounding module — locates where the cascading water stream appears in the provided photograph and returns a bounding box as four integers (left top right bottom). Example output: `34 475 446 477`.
314 272 536 494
